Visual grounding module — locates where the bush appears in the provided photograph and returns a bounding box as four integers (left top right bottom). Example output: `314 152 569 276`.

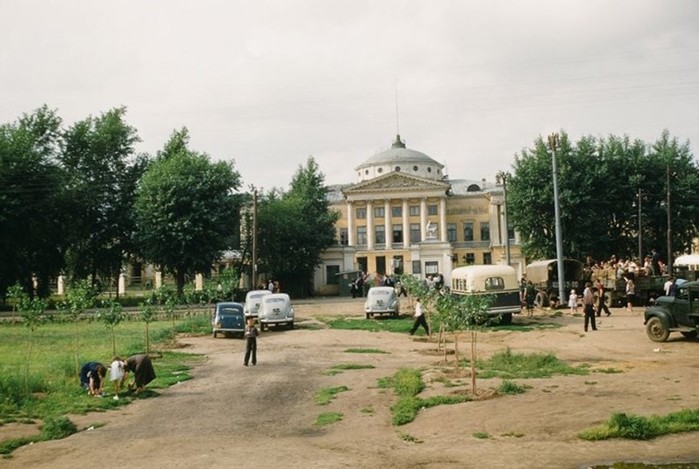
40 415 77 440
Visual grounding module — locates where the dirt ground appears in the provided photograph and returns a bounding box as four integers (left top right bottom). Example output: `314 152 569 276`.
2 297 699 469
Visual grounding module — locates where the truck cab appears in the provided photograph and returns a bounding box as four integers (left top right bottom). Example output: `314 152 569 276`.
644 280 699 342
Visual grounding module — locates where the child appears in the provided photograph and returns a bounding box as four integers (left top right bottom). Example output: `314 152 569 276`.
244 318 259 366
568 289 578 314
109 356 125 400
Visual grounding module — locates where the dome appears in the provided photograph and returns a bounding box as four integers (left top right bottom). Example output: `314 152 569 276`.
354 135 444 183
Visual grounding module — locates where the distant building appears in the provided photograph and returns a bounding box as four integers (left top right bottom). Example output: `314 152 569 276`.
313 135 523 295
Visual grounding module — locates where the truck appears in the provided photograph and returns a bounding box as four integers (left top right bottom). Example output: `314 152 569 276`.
525 259 587 308
644 280 699 342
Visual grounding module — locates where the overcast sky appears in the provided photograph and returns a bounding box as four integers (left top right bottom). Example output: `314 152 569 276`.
2 0 698 191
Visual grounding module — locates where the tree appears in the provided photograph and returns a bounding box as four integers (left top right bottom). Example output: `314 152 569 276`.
134 128 242 297
453 294 493 396
60 280 97 383
139 299 157 355
60 107 145 292
8 284 47 389
508 131 699 263
100 300 126 357
256 157 339 297
0 106 67 300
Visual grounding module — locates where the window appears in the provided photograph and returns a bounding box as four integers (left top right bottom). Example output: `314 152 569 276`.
378 167 383 174
464 253 475 265
507 226 515 241
447 223 457 242
413 165 418 171
374 206 385 218
427 167 432 173
480 222 490 241
463 222 474 242
392 225 403 243
410 223 421 242
395 166 401 172
356 207 366 219
425 261 439 275
483 252 492 264
409 205 420 216
357 226 367 245
339 228 348 246
391 206 402 217
484 276 504 291
326 265 340 285
375 225 385 244
412 260 421 274
427 204 438 216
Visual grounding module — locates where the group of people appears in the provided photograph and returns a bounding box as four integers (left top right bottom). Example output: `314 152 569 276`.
79 353 156 399
350 271 406 298
258 279 281 293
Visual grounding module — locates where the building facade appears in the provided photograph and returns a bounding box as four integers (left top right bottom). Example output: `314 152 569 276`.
313 135 523 295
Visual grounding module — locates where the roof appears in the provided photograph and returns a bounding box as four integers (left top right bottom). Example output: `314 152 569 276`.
355 134 443 170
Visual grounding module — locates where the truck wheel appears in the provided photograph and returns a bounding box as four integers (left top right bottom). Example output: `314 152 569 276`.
534 292 549 308
499 313 512 325
646 317 670 342
212 331 217 338
680 330 698 339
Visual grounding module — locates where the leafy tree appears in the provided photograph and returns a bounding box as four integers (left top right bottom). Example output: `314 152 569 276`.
0 106 67 300
139 299 157 355
100 300 125 357
60 107 145 292
453 294 493 396
508 130 699 264
61 280 97 382
256 157 339 297
134 128 242 296
8 284 47 389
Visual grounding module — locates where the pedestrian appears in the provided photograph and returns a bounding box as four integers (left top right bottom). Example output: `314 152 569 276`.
267 279 274 292
79 361 107 396
625 277 636 312
109 356 125 400
244 317 259 366
595 279 611 317
582 282 597 332
568 289 578 314
525 281 536 317
122 354 156 393
409 297 430 336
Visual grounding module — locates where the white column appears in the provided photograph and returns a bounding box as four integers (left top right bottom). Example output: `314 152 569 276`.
420 198 428 241
195 273 204 291
57 275 65 295
384 199 392 250
347 201 355 246
402 199 409 247
155 271 163 289
440 197 447 242
118 273 127 295
366 200 375 250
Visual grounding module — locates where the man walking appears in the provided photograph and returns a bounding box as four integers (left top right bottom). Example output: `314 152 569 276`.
582 282 597 332
409 298 429 336
595 279 611 317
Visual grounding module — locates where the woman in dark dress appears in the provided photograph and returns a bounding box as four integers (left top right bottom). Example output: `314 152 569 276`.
122 354 156 393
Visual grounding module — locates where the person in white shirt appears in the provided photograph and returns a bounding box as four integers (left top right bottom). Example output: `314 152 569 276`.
409 298 429 336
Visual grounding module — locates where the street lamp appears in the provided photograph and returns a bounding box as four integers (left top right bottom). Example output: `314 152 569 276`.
495 171 511 266
548 133 566 307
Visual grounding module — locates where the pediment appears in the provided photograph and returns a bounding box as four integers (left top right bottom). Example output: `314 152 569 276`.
342 172 450 197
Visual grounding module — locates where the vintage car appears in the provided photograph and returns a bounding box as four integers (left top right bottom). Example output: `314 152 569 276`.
258 293 295 331
364 286 400 319
243 289 272 318
644 280 699 342
450 265 521 324
211 302 246 338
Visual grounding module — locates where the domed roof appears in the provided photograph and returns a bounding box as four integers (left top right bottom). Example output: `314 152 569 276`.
355 135 443 170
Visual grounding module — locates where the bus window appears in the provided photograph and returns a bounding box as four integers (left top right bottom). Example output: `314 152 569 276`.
484 277 504 291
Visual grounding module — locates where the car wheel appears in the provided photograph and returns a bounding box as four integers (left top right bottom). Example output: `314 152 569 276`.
365 312 370 319
287 321 294 330
499 313 513 325
646 317 670 342
212 331 217 338
680 330 698 339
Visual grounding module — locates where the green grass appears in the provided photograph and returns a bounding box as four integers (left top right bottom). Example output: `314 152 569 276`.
579 409 699 441
379 368 471 425
344 348 388 354
473 431 491 439
321 316 413 333
398 432 422 443
323 363 375 376
315 412 343 427
0 315 208 455
314 386 350 405
497 380 528 395
473 348 589 379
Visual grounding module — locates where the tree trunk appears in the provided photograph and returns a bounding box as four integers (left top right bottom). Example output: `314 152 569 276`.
176 269 186 298
470 330 477 396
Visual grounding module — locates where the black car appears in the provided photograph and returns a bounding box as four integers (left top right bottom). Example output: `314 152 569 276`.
211 302 246 338
644 280 699 342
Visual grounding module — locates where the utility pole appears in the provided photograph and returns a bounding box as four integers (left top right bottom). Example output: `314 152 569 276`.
496 171 511 266
638 188 642 264
666 164 672 272
548 133 565 307
252 189 258 289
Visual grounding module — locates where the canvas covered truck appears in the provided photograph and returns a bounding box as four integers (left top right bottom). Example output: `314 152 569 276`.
525 259 587 308
591 267 666 307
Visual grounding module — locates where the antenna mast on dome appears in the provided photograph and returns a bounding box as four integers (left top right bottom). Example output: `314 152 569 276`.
394 80 400 137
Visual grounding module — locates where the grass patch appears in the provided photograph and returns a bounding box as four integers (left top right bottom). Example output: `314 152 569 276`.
344 348 388 354
501 431 525 438
380 368 471 425
0 415 77 456
315 412 343 427
315 386 349 405
473 431 491 439
360 406 374 414
474 348 589 379
322 316 413 333
399 432 422 443
579 408 699 440
323 363 375 376
497 380 528 395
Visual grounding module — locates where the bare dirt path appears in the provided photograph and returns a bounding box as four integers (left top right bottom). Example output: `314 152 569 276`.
2 298 699 468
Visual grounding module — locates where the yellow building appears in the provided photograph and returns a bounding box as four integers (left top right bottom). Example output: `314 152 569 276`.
314 135 523 295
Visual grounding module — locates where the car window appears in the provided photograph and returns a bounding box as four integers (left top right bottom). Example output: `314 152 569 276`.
220 306 242 314
373 290 390 296
677 287 689 301
484 277 505 291
266 298 286 304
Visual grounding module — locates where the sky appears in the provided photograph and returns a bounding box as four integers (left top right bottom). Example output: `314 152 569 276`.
2 0 699 192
